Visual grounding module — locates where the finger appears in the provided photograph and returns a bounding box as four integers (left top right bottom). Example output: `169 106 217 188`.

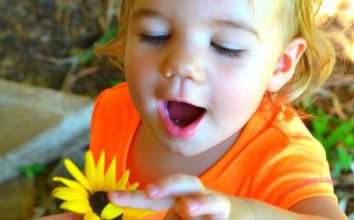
108 190 175 211
175 193 230 219
146 174 206 199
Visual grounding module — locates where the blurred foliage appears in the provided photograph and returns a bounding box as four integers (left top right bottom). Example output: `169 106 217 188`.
79 26 118 64
305 101 354 175
110 79 125 87
18 163 46 179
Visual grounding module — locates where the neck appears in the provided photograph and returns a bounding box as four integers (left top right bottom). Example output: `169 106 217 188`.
127 123 239 187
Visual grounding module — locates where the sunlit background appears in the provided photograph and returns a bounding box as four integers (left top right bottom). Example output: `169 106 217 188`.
318 0 353 62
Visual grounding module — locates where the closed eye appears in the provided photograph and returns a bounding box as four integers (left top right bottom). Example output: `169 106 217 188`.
140 34 170 45
211 41 244 58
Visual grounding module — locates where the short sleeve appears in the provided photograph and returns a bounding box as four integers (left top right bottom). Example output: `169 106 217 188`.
89 83 140 171
249 135 336 210
89 88 113 160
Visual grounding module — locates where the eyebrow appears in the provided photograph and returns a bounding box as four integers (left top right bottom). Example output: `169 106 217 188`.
131 9 167 21
131 9 260 39
213 19 260 39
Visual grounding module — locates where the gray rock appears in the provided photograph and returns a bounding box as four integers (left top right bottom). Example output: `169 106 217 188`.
0 176 35 220
0 79 94 183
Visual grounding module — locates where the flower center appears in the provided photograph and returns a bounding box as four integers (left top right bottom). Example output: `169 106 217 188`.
89 191 123 220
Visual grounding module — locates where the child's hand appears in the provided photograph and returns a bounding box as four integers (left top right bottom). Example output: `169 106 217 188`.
108 174 231 219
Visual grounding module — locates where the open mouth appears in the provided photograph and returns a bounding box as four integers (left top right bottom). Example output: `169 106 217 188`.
159 100 206 138
166 101 206 127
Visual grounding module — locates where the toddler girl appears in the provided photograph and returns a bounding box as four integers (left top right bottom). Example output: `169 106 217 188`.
45 0 348 219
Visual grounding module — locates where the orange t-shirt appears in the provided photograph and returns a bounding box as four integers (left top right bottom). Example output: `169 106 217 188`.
89 83 336 214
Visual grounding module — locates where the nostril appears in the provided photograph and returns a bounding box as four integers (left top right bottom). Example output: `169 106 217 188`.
179 62 206 83
160 52 206 83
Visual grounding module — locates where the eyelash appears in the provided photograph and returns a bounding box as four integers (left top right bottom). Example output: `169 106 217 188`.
139 34 244 58
210 42 244 58
140 34 170 45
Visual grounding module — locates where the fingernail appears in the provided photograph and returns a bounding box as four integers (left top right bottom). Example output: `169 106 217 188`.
187 200 200 212
108 191 123 201
146 185 160 198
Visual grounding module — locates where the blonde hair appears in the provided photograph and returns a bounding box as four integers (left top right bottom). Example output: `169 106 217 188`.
96 0 335 104
277 0 336 103
96 0 132 70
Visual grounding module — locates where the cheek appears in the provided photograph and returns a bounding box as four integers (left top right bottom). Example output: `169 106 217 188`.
210 68 270 118
213 67 270 99
124 45 164 115
215 82 263 113
125 48 154 90
124 49 153 111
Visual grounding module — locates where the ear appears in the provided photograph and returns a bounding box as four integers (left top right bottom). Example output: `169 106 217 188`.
267 38 307 92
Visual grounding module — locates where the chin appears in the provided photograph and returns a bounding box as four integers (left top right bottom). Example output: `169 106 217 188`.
163 141 204 157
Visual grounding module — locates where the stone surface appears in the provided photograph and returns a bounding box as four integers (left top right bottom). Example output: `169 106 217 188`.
0 79 94 183
0 176 35 220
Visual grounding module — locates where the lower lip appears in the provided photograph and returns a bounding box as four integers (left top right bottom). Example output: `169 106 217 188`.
158 102 205 139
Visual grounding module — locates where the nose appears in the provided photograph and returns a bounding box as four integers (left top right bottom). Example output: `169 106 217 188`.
160 47 206 83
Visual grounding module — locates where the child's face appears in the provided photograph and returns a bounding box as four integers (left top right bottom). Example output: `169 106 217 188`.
124 0 286 156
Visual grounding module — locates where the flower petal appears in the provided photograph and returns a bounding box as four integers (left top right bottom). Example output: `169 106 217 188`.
127 182 139 191
101 203 123 219
95 151 105 190
123 207 155 219
104 157 117 191
85 151 97 191
53 186 88 202
60 200 92 214
116 170 130 190
64 159 92 193
84 212 100 220
53 177 88 197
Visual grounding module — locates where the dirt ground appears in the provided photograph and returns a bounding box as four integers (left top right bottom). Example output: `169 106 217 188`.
0 0 123 97
0 0 353 219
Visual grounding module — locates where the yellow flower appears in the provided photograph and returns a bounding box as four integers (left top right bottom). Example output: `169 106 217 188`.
52 150 154 220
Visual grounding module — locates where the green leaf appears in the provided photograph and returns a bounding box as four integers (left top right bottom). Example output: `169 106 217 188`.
79 48 95 64
110 80 124 87
24 169 34 179
344 134 354 148
311 109 331 136
325 119 354 148
31 163 45 174
333 162 343 175
96 27 118 44
79 27 118 64
307 104 353 174
17 163 45 179
337 148 353 171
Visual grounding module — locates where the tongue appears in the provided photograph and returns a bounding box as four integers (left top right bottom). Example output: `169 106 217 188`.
167 101 205 127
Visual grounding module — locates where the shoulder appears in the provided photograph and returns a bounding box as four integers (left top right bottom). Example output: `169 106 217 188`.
93 82 133 112
91 82 138 123
89 83 140 161
258 105 329 177
248 100 327 160
271 106 327 159
91 82 139 130
247 103 335 209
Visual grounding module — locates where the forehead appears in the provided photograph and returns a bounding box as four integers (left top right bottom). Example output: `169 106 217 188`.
131 0 280 27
